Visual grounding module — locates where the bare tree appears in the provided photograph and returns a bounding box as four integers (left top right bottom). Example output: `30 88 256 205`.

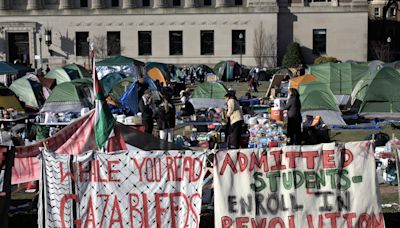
92 35 107 58
370 41 392 62
253 22 276 67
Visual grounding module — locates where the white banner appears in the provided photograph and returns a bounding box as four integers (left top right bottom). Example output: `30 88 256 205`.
214 142 385 228
39 150 206 228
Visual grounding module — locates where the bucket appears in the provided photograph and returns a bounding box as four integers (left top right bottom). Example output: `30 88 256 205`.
271 108 283 122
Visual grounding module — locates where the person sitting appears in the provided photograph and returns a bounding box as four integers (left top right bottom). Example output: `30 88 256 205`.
180 96 195 117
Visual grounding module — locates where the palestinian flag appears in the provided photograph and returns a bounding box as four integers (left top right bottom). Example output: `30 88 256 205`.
92 50 115 149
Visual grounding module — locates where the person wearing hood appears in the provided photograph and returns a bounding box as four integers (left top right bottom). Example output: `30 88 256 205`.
139 89 154 134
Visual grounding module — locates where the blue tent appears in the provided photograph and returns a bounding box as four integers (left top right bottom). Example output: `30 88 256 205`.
0 61 34 76
119 77 158 115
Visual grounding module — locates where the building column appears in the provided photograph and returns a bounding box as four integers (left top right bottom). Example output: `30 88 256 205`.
153 0 168 8
59 0 73 9
123 0 136 8
184 0 196 8
92 0 105 9
215 0 230 7
27 0 42 10
0 0 9 10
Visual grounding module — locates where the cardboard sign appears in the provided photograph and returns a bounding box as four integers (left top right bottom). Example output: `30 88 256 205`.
39 150 206 228
214 142 385 228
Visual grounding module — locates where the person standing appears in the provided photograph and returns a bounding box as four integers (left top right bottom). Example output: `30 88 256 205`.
155 94 176 142
225 93 244 149
45 64 51 74
139 90 154 134
284 88 302 145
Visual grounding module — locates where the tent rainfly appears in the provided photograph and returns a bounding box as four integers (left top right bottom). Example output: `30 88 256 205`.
190 82 228 109
45 67 80 85
9 76 45 109
96 55 144 79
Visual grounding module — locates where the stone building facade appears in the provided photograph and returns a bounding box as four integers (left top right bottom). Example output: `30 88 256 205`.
0 0 368 68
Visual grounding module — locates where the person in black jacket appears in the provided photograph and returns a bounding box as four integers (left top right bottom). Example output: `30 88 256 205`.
139 90 154 134
284 88 302 145
155 94 176 142
180 96 195 117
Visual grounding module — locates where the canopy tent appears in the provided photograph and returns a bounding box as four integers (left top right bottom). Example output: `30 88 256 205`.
359 67 400 116
9 76 45 109
213 60 241 81
45 67 80 85
299 82 346 126
100 72 125 95
0 86 24 111
289 74 317 89
110 78 134 101
147 67 168 85
64 63 91 78
96 55 144 79
119 76 158 115
190 82 228 109
306 62 370 95
41 78 93 113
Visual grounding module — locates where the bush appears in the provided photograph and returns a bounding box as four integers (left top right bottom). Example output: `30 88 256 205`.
314 56 339 65
282 42 304 68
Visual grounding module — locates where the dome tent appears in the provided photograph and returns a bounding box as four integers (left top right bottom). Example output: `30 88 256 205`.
9 75 45 109
64 63 91 78
45 67 80 85
100 72 125 95
190 82 228 109
0 85 24 111
96 55 144 79
213 60 241 81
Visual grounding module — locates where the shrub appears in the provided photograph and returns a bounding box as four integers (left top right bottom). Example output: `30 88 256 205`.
314 56 339 65
282 42 304 68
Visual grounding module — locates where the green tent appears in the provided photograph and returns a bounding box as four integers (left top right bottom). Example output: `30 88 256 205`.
299 81 346 125
191 82 228 108
110 78 134 101
97 55 144 67
307 62 370 95
359 67 400 114
41 78 93 113
213 60 240 81
64 63 91 78
45 67 80 85
100 72 125 95
9 76 45 109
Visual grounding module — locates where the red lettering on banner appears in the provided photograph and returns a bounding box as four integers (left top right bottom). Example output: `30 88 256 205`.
249 153 269 173
129 193 149 228
84 196 96 228
318 214 324 228
173 156 183 181
166 157 176 181
155 193 169 227
170 192 190 228
78 162 93 183
192 158 203 182
189 194 201 227
343 213 356 228
109 196 123 228
60 194 79 228
288 215 295 228
60 162 77 183
358 213 371 228
154 158 162 182
371 213 384 228
145 159 154 182
323 150 336 168
343 150 354 168
221 216 233 228
302 151 318 169
98 194 111 228
236 217 249 228
12 157 37 180
270 151 286 171
237 153 249 172
132 158 145 181
325 212 340 228
95 160 108 182
251 218 267 228
182 157 192 182
268 217 284 228
107 160 121 182
307 214 314 228
220 153 237 175
286 152 301 169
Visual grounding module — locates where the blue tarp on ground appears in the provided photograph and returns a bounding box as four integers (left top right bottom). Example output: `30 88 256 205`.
118 77 157 115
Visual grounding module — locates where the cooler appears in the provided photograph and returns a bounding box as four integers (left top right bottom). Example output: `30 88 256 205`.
271 107 284 121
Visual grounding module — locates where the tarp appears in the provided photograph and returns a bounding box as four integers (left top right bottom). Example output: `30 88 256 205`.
96 55 144 79
45 67 80 85
0 86 24 111
41 78 93 113
190 82 228 109
39 149 205 228
307 62 370 95
9 76 45 109
299 82 346 126
0 61 34 76
63 63 91 78
359 67 400 115
100 72 125 95
213 60 240 81
214 143 385 227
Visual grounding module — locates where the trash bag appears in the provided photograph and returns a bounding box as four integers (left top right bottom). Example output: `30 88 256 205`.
366 132 390 148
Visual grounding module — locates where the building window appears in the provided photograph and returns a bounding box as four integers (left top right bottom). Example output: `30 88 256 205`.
80 0 88 7
232 30 245 55
313 29 326 55
76 32 89 56
143 0 150 7
374 8 380 17
173 0 181 6
169 31 183 55
235 0 243 5
138 31 152 55
204 0 212 6
201 30 214 55
107 32 121 56
111 0 119 7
